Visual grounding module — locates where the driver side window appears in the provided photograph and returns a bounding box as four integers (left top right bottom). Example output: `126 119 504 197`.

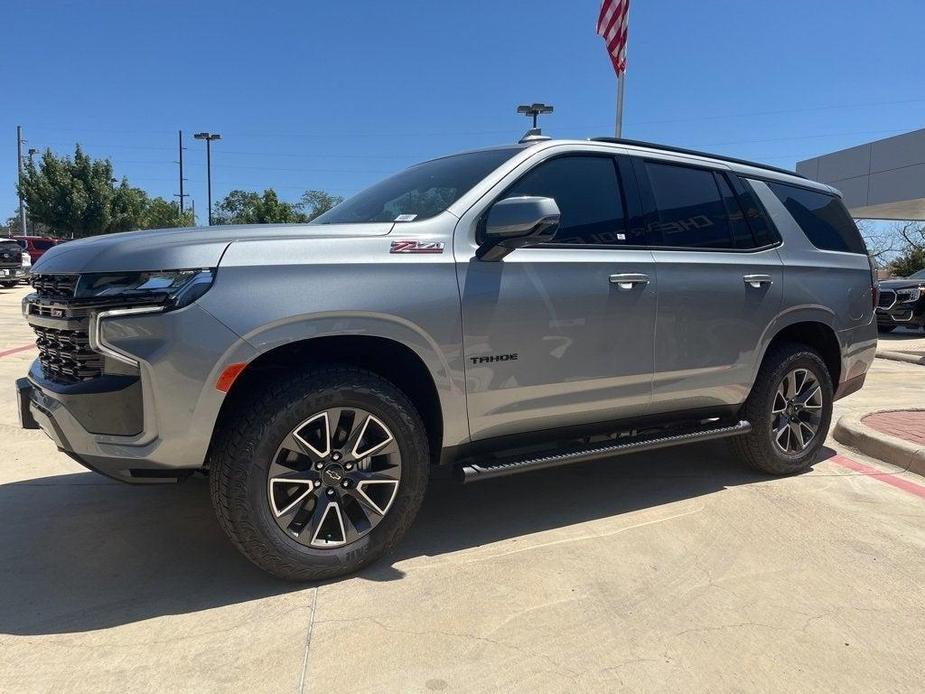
505 155 628 246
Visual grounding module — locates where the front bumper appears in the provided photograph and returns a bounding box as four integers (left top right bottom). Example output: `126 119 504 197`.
18 302 257 484
0 267 28 281
16 376 170 483
876 304 925 328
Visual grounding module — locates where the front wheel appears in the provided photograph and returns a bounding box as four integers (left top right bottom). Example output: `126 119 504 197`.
209 367 429 581
732 343 833 475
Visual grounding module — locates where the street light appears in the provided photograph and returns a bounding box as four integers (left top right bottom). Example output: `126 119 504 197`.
193 132 222 225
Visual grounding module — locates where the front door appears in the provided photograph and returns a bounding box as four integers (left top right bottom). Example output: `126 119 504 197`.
458 154 658 441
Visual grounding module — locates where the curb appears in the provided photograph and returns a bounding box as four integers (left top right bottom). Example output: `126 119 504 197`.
876 350 925 366
833 410 925 478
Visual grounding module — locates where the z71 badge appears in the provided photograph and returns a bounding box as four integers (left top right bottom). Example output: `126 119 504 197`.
390 240 445 254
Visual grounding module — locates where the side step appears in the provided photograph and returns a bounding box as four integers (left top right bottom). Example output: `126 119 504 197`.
458 420 752 484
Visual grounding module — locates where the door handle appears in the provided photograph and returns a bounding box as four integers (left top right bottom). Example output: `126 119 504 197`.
743 274 773 288
609 273 649 289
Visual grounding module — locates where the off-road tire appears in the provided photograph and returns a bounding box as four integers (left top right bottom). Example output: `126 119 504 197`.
209 367 429 581
732 342 833 475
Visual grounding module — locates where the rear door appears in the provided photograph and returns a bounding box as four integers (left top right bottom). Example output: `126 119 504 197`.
633 157 784 413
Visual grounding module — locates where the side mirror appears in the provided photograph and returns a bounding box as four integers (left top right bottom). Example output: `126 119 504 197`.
476 196 560 261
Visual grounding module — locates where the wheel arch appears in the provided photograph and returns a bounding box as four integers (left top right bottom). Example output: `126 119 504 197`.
212 334 449 465
757 315 842 389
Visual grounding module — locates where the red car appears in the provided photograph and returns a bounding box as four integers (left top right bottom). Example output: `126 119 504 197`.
14 236 60 263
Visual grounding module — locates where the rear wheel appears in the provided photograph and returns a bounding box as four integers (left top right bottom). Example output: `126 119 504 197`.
210 367 429 581
732 343 833 475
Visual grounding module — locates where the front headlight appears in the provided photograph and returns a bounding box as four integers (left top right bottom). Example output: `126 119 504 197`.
896 286 922 304
74 269 215 309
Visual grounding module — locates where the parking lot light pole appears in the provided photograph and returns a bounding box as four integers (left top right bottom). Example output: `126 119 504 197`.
193 132 222 225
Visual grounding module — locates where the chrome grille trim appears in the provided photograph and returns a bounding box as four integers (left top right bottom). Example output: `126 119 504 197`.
877 289 896 310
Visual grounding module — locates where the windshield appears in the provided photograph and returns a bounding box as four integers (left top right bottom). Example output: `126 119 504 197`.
908 269 925 279
313 146 526 224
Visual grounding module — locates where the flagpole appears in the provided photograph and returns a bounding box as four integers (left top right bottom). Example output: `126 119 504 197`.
614 72 625 138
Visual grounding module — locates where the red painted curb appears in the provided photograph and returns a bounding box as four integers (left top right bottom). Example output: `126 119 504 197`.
0 344 35 359
827 454 925 499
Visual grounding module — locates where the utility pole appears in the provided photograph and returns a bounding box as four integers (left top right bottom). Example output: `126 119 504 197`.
27 149 37 234
193 132 222 225
16 126 26 236
175 130 188 215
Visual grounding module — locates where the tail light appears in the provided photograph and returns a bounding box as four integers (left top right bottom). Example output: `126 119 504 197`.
868 255 879 310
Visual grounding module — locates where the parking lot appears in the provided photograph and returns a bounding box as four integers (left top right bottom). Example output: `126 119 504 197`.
1 283 924 693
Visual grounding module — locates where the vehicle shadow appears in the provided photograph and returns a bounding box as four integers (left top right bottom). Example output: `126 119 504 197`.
0 441 806 636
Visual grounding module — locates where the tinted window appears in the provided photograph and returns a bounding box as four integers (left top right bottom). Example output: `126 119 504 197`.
314 147 526 224
33 239 56 250
504 156 628 245
715 174 756 248
768 182 866 254
644 162 733 248
736 177 778 247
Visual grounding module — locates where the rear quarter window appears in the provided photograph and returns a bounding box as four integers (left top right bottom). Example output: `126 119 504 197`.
768 182 867 254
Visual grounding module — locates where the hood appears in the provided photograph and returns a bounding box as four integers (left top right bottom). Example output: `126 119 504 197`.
32 222 394 274
880 278 925 290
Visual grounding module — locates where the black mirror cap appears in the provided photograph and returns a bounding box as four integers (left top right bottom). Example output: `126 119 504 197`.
477 196 561 261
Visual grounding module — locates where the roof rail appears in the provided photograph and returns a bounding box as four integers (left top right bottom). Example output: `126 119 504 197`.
590 137 805 179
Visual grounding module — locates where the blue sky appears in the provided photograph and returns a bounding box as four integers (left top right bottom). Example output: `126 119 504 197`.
3 0 925 224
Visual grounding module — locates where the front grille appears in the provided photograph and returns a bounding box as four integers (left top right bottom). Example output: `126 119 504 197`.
877 289 896 309
0 247 22 264
32 273 78 300
33 324 103 383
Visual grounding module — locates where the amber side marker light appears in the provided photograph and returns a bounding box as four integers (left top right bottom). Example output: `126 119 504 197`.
216 362 247 392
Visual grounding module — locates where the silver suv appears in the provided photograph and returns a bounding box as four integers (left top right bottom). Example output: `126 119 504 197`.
17 137 878 580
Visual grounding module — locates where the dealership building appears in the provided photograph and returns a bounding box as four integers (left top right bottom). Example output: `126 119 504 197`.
797 127 925 221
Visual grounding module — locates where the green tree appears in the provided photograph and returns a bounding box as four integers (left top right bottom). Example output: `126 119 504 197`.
213 189 307 225
889 246 925 278
18 145 192 237
142 198 195 229
19 146 116 236
109 181 150 233
299 190 343 221
4 211 52 237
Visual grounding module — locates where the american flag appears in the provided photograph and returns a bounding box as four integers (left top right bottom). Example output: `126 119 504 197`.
596 0 630 76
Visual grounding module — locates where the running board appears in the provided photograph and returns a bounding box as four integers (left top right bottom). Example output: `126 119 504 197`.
458 420 752 484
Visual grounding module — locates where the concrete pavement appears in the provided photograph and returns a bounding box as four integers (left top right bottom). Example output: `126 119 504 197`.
876 327 925 365
877 327 925 355
2 284 925 693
